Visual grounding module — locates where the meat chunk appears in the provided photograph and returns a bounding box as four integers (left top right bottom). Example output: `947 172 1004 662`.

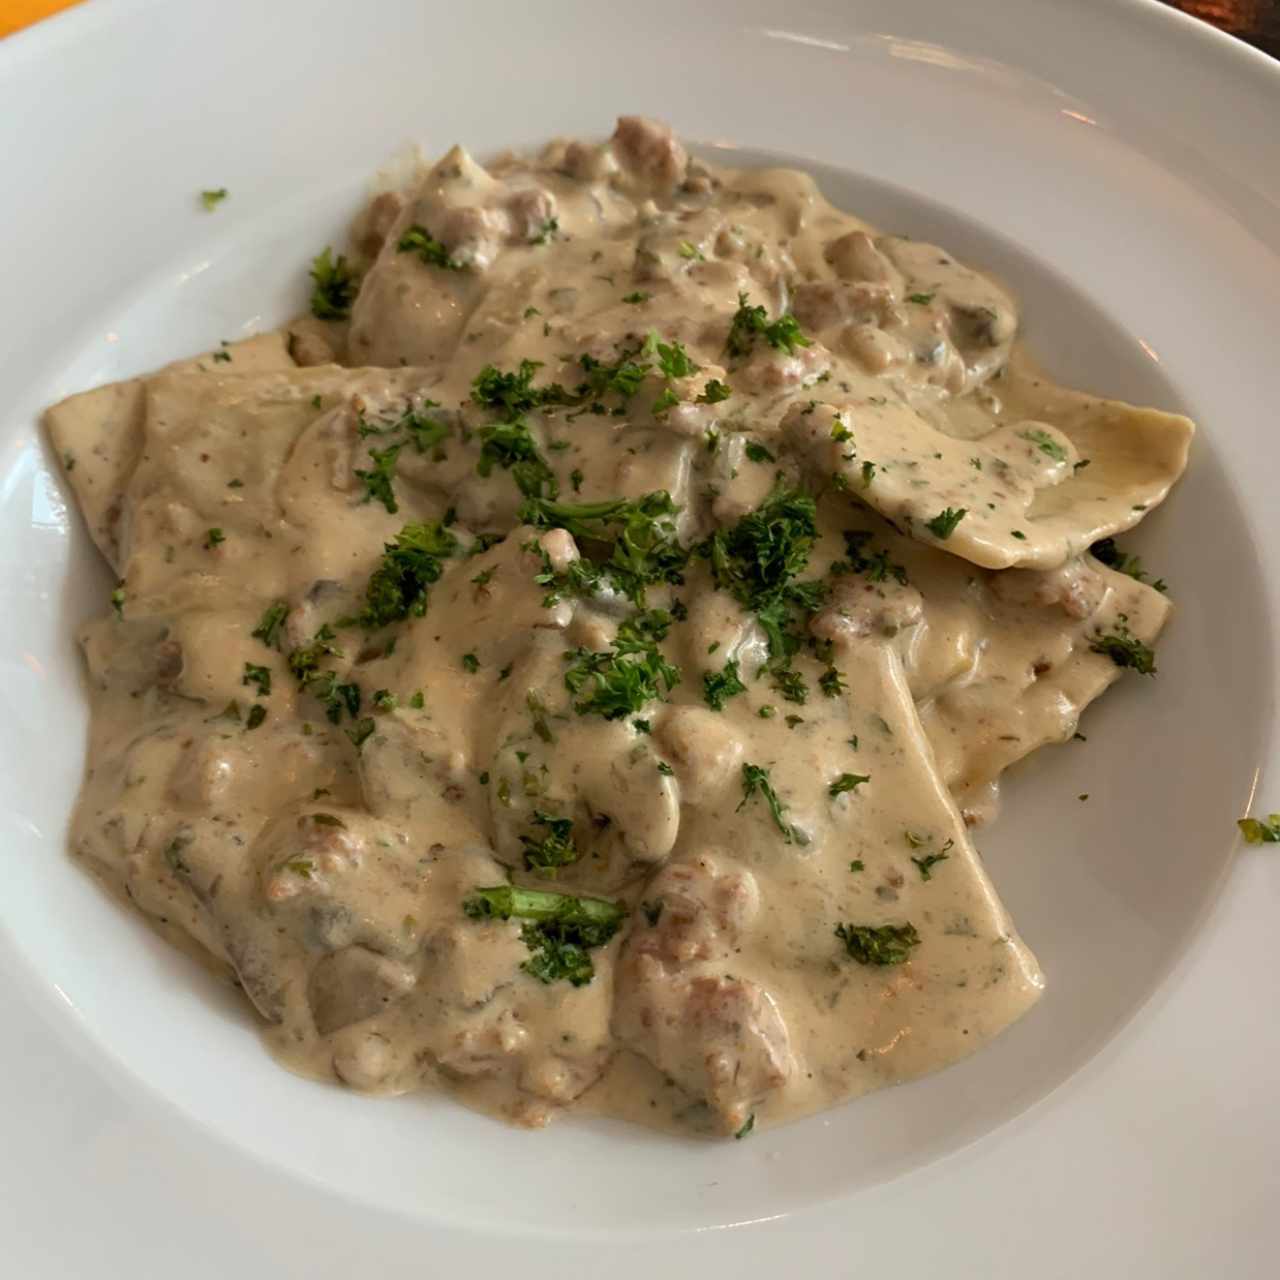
629 853 761 964
610 116 690 195
614 854 791 1132
810 575 924 646
989 556 1107 619
614 960 794 1134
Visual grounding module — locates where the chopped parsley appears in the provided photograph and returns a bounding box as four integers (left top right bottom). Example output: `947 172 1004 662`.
835 530 909 586
828 772 870 797
520 811 580 874
1089 616 1156 675
309 247 359 320
737 762 795 844
397 223 466 271
204 527 225 550
835 922 921 966
744 440 775 464
1021 428 1068 462
650 334 700 380
522 490 688 606
906 291 935 305
1090 537 1168 593
724 292 812 359
472 359 573 419
347 521 459 629
818 667 846 698
911 839 954 880
245 704 267 731
1238 814 1280 844
200 188 228 211
703 658 747 711
461 652 480 673
734 1114 755 1140
563 609 680 719
476 417 558 499
924 507 967 540
354 442 403 513
371 689 397 712
251 600 288 650
463 884 626 987
696 378 732 404
242 663 272 697
622 291 651 305
700 483 825 668
110 585 125 618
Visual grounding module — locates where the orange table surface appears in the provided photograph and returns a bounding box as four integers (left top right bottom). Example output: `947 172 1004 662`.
2 0 83 39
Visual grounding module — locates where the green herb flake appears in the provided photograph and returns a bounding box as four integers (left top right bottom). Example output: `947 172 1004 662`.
461 652 480 673
397 223 466 271
463 884 626 987
1089 616 1156 675
738 762 794 843
203 527 225 550
242 663 272 697
251 601 288 650
245 704 268 731
925 507 967 540
828 772 870 797
1020 428 1068 462
907 291 935 305
200 188 228 211
911 840 954 881
835 921 921 966
703 658 747 711
309 247 360 320
1238 814 1280 844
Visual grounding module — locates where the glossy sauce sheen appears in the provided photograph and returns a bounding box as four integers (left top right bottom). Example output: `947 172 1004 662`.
46 118 1190 1137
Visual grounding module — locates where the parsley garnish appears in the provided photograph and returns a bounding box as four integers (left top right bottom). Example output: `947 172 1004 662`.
461 652 480 673
355 442 403 513
563 609 680 719
703 658 747 711
397 223 466 270
520 811 580 874
911 839 954 880
204 527 225 550
471 359 573 419
200 188 228 211
907 291 935 305
623 291 651 304
1090 537 1168 593
734 1114 755 1140
828 772 870 797
696 378 732 404
345 717 376 749
242 663 272 697
925 507 967 540
347 521 458 629
309 247 359 320
1021 428 1068 462
725 292 812 358
522 490 688 606
835 922 920 966
819 667 846 698
245 704 267 731
737 762 795 843
251 601 288 650
744 440 775 464
1238 814 1280 844
463 884 625 987
1089 616 1156 675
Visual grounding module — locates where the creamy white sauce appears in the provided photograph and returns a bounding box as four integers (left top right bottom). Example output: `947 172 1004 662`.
46 117 1187 1137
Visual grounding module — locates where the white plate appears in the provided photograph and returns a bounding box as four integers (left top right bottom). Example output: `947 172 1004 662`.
2 0 1278 1274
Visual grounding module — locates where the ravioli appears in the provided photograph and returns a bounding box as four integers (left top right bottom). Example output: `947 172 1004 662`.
46 116 1187 1138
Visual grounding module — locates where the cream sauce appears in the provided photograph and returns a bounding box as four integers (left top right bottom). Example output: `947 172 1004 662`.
47 117 1187 1137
